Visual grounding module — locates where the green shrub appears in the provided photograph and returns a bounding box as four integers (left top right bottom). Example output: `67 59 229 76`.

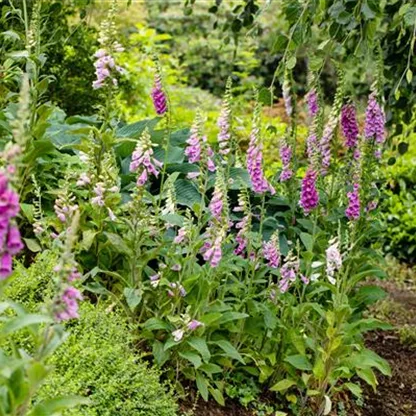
6 253 178 416
382 137 416 263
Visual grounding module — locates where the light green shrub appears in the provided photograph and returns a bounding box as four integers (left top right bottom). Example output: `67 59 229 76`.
6 252 178 416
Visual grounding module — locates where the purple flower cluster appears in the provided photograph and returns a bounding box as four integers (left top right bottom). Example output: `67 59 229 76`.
279 257 298 293
54 260 83 322
247 125 275 194
299 169 319 214
129 128 162 186
263 234 280 268
92 46 124 90
279 143 293 182
234 216 249 257
0 175 23 280
306 133 318 162
306 89 319 117
319 116 338 175
217 83 232 158
209 181 224 221
201 225 225 268
151 73 167 115
364 93 385 143
55 287 83 321
345 183 360 220
341 104 359 148
185 117 215 171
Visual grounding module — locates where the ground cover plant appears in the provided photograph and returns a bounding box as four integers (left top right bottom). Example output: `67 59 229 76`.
0 1 415 415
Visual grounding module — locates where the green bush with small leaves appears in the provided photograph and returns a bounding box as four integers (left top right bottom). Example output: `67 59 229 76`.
6 253 178 416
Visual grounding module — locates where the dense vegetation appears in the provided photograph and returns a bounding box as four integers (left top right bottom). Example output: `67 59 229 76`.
0 1 415 415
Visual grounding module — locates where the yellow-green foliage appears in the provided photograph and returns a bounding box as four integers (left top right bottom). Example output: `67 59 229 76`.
6 252 178 416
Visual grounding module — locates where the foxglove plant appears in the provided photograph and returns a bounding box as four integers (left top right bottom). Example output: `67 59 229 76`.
92 2 125 90
217 77 233 161
130 127 163 186
306 88 319 117
246 99 275 194
319 71 345 175
345 183 361 221
341 103 359 149
0 173 23 280
233 191 251 257
279 140 293 182
299 169 319 214
263 232 280 268
364 92 385 144
325 238 342 285
151 70 168 116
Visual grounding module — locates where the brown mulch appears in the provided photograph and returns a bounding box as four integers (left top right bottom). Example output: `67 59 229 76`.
180 398 254 416
349 270 416 416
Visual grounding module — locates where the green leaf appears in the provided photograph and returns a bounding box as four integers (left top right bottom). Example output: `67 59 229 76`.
187 337 211 362
175 180 201 208
199 313 222 326
152 340 170 366
104 232 131 255
199 363 223 375
196 371 209 401
300 232 313 252
284 354 312 371
143 318 170 331
23 238 41 253
80 230 97 251
357 367 377 390
1 314 52 337
29 396 90 415
353 285 387 307
270 378 296 392
286 56 297 70
179 351 202 368
345 382 362 398
123 288 142 311
209 387 225 405
406 69 413 84
218 311 249 325
211 340 245 364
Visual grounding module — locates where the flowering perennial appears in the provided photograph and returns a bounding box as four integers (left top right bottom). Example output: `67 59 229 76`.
306 89 319 117
364 93 385 144
279 142 293 182
326 239 342 285
217 78 232 159
247 101 275 194
279 255 299 293
263 233 280 268
299 169 319 214
345 183 361 220
130 127 162 186
0 174 23 280
151 73 167 115
341 104 359 148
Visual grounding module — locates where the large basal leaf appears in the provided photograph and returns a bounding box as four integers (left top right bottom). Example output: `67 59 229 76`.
116 118 160 138
187 337 211 362
210 340 245 364
175 179 201 207
154 145 184 164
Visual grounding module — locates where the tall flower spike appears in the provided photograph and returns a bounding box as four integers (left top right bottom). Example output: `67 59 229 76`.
185 111 216 172
217 77 232 160
306 88 319 118
279 140 293 182
246 98 275 194
364 93 385 144
162 178 176 216
0 173 23 280
279 252 299 293
209 170 227 221
299 169 319 214
185 111 203 164
151 62 168 115
319 70 344 175
263 232 280 268
341 103 359 149
282 73 293 118
345 183 361 220
130 127 162 187
92 1 124 90
233 191 251 257
326 238 342 285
